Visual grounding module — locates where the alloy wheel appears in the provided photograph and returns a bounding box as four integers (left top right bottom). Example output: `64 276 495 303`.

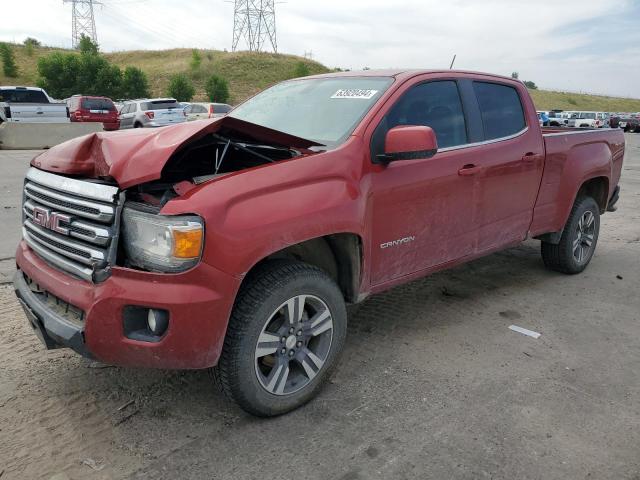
254 295 333 396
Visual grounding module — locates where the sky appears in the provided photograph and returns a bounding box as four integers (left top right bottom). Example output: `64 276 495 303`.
2 0 639 98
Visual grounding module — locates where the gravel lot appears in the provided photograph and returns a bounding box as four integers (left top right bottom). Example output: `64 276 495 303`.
1 135 639 480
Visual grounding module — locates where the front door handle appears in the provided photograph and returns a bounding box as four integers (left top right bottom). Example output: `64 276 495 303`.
522 153 544 163
458 164 482 176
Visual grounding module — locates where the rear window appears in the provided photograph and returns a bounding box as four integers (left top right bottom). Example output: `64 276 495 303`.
214 104 232 113
473 82 526 140
81 98 115 111
0 89 49 103
142 100 181 111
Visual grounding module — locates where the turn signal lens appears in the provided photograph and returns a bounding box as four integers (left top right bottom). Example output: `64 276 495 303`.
172 228 203 258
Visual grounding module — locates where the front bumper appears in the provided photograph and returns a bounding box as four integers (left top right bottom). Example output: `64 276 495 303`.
15 269 92 358
14 241 240 369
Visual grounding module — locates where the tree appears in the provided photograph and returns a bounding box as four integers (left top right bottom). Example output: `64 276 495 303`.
167 73 195 102
293 61 310 78
0 43 19 78
24 37 40 57
78 34 99 55
511 71 519 79
205 74 230 103
190 49 202 71
94 64 123 98
523 80 538 90
37 52 81 98
121 66 150 99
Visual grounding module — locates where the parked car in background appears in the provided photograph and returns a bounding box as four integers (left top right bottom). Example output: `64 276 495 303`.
567 112 606 128
118 98 186 129
0 86 69 123
548 111 572 127
184 102 233 121
610 113 640 132
67 95 119 131
14 69 625 417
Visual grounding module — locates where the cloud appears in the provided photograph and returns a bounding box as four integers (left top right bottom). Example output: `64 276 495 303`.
1 0 638 97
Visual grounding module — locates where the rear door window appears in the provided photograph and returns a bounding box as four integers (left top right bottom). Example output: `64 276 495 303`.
473 82 526 140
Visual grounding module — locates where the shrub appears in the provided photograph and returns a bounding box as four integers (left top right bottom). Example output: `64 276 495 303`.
121 66 150 99
205 74 230 103
524 80 538 90
293 61 310 78
0 43 19 78
167 73 195 102
24 37 40 57
190 49 202 71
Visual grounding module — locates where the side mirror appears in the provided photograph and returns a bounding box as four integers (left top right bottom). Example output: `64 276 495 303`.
375 125 438 164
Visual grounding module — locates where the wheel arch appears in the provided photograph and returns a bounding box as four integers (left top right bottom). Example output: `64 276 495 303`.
242 233 363 304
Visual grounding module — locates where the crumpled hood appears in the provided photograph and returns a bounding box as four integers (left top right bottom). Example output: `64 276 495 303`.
32 116 323 189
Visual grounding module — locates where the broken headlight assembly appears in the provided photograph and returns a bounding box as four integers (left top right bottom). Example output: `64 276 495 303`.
121 206 204 273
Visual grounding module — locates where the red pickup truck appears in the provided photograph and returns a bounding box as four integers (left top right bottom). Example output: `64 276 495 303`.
14 70 625 416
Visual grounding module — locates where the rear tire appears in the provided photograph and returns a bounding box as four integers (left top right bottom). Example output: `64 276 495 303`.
541 196 600 274
212 260 347 417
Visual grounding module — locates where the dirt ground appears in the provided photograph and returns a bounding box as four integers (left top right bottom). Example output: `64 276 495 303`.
1 134 639 480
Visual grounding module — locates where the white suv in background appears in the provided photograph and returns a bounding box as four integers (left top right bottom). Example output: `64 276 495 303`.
118 98 186 128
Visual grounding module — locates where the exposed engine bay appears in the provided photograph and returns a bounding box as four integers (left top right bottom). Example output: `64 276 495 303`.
127 131 308 207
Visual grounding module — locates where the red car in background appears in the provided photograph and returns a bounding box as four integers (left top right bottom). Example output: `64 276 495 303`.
67 95 120 131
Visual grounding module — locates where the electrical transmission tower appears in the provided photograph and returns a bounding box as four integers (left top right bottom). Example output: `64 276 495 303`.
63 0 98 48
232 0 277 53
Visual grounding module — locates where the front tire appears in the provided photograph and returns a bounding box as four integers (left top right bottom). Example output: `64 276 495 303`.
541 196 600 274
213 260 347 417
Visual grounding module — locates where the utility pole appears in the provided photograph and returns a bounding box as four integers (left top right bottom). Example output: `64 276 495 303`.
63 0 99 49
232 0 277 53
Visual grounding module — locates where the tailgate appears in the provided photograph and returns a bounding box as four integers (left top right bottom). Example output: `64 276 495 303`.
155 108 185 124
10 103 68 123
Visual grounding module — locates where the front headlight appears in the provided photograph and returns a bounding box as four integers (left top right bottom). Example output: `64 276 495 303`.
121 206 204 273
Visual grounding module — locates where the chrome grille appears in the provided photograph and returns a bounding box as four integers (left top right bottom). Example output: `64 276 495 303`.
22 167 120 282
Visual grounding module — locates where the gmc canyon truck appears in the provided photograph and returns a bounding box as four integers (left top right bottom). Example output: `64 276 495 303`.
13 70 624 416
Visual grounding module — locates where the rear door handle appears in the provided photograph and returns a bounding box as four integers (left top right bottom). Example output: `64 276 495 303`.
458 164 482 176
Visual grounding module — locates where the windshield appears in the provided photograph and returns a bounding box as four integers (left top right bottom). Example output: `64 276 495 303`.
229 77 394 147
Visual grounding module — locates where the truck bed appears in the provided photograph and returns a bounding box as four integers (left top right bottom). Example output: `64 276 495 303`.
529 127 625 237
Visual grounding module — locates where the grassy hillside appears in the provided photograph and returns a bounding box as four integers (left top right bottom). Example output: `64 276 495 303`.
529 89 640 112
105 48 330 103
2 42 639 110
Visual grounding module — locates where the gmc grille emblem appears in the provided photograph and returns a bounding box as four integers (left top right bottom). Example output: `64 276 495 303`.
32 206 71 235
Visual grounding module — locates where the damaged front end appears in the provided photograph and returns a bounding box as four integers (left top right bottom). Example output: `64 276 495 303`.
27 116 322 278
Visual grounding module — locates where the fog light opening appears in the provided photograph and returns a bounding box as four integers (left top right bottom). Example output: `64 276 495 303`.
147 309 169 336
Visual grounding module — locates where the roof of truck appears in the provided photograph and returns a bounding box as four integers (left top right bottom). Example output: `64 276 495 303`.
304 69 517 82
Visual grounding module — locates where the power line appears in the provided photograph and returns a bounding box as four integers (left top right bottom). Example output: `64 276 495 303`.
232 0 277 52
63 0 100 48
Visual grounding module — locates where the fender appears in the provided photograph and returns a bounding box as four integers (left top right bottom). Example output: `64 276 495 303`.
160 138 368 280
530 134 618 238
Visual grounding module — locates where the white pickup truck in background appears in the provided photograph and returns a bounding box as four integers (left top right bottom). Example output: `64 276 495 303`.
0 86 69 124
